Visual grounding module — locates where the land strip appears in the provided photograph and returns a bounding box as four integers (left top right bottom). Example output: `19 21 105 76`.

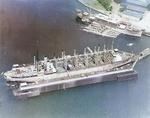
77 0 150 37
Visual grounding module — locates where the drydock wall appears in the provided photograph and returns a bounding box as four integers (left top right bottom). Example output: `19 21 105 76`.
40 70 137 93
14 69 138 99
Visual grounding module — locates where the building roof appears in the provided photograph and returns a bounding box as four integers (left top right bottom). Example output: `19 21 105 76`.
123 10 143 19
127 4 147 13
120 2 129 7
120 0 149 8
126 0 149 7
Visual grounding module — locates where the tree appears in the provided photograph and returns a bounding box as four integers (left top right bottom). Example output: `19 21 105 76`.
97 0 112 11
119 7 126 12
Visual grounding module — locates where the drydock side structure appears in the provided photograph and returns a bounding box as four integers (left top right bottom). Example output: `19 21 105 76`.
3 46 150 99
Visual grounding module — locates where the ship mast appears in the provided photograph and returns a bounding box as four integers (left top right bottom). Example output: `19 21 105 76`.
36 41 39 72
111 38 114 52
54 53 57 71
84 48 88 67
74 50 78 68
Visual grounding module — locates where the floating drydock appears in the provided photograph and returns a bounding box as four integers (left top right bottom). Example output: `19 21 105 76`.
3 47 150 99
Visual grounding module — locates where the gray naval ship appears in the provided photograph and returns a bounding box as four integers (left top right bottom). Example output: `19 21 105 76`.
3 46 150 99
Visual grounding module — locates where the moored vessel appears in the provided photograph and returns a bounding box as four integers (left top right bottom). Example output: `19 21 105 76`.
3 46 150 99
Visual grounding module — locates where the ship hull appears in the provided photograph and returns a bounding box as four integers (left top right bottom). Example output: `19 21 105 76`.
4 48 150 99
4 59 134 83
13 69 138 99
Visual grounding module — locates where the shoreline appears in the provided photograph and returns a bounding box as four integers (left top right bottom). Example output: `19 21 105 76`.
77 0 150 36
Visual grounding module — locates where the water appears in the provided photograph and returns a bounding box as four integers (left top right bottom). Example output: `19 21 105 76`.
0 0 150 118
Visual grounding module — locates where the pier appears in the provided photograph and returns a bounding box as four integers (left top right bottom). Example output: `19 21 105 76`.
76 9 142 38
76 0 150 38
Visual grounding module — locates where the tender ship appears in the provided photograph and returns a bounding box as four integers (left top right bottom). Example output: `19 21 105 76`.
3 46 150 99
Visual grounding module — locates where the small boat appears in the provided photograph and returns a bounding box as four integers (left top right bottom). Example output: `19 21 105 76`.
127 43 134 47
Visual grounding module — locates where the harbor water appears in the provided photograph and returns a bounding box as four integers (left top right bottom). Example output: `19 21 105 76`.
0 0 150 118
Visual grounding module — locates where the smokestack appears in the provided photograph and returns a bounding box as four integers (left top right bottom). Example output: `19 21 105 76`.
47 61 50 72
94 46 96 53
62 50 64 58
44 56 47 68
63 51 65 57
54 53 57 71
34 54 36 66
84 48 86 54
98 45 100 52
74 50 76 56
104 45 106 51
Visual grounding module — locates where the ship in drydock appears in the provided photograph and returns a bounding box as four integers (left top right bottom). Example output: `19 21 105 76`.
3 46 150 99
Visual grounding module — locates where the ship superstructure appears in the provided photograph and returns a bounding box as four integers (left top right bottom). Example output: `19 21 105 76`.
4 46 137 82
3 46 150 99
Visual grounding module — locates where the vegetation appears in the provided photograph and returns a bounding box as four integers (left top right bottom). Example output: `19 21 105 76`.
97 0 113 11
119 7 126 12
86 0 106 11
